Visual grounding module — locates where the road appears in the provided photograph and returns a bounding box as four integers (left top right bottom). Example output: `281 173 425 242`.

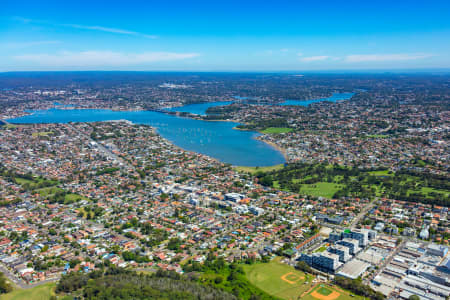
350 198 377 229
0 263 58 289
369 238 406 283
66 123 132 170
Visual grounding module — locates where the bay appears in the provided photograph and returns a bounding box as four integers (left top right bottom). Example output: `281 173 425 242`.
165 101 233 116
8 108 285 167
7 92 354 166
280 92 355 106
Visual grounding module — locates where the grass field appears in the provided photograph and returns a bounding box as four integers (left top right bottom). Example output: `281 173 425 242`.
313 246 328 253
260 127 293 134
14 177 59 190
14 178 33 185
64 193 87 202
317 287 332 295
244 257 314 300
255 162 449 203
367 170 393 176
32 131 53 137
302 284 364 300
2 124 25 129
299 182 344 198
37 187 64 196
235 164 285 174
419 187 449 198
0 283 56 300
37 187 87 204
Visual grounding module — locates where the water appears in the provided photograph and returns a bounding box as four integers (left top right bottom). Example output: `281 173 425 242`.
8 108 285 166
280 92 355 106
7 92 354 166
165 101 233 116
166 93 354 115
232 92 354 106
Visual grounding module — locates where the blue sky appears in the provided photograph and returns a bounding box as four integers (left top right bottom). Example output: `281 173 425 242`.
1 0 450 71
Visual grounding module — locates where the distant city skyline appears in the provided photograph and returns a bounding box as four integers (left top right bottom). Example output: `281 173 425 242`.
1 0 450 71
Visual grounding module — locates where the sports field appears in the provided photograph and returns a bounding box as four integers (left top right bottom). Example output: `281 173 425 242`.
302 283 364 300
31 131 53 137
243 257 315 300
260 127 293 134
0 283 56 300
235 164 284 174
299 182 344 198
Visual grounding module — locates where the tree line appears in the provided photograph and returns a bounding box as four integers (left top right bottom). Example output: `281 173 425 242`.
254 162 449 206
56 267 237 300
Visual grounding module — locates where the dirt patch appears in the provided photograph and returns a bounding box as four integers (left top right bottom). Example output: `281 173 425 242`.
310 288 341 300
280 272 304 284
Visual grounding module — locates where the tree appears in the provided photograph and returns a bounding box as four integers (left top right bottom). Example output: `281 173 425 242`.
408 295 420 300
259 175 273 187
167 238 182 251
0 272 12 294
296 261 312 273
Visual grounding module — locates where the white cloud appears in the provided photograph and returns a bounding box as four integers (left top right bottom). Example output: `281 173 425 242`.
345 53 433 62
64 24 158 39
13 17 157 39
296 53 433 64
12 16 33 23
261 49 291 56
13 51 200 67
300 55 330 62
2 40 61 49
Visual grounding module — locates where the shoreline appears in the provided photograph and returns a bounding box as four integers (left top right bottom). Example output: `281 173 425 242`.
232 125 253 131
255 136 289 161
3 92 355 122
230 124 289 162
5 107 288 167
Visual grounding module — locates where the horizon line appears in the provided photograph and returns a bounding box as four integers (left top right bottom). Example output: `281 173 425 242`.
1 68 450 74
